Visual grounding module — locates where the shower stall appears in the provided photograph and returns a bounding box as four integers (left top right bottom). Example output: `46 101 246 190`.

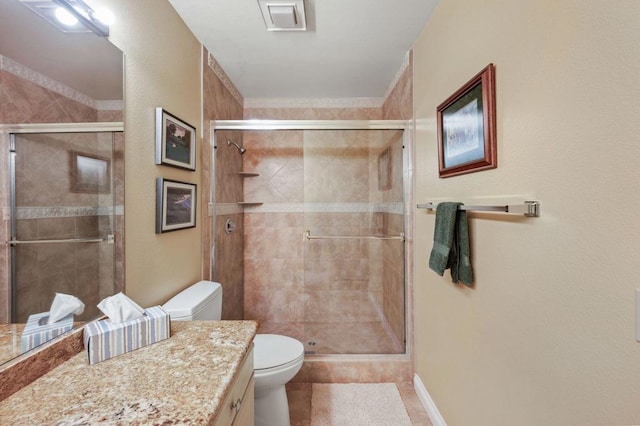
1 123 124 324
212 120 410 356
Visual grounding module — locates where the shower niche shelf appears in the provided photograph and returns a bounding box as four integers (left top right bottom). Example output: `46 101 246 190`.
237 202 263 207
236 171 260 177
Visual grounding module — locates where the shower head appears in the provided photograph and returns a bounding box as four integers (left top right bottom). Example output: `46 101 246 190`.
227 140 246 155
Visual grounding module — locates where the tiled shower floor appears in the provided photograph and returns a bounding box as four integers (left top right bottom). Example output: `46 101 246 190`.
258 320 404 354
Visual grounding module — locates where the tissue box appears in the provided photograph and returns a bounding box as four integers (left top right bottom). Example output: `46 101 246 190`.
21 312 74 353
83 306 170 364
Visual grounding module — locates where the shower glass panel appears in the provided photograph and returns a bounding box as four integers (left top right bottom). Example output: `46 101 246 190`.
10 131 117 323
228 122 407 356
302 130 405 354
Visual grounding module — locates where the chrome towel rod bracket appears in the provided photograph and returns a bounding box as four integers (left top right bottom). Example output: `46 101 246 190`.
417 201 540 217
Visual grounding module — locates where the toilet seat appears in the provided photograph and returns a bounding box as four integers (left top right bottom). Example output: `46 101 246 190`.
254 334 304 370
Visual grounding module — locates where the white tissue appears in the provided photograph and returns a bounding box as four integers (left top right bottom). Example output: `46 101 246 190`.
97 292 145 324
47 293 85 324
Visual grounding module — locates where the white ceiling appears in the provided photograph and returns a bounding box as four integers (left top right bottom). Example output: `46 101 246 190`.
1 0 438 103
169 0 439 100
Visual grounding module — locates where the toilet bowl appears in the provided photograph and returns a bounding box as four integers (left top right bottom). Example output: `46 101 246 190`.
162 282 304 426
253 334 304 426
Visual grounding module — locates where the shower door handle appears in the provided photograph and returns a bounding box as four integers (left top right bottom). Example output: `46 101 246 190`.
303 230 405 241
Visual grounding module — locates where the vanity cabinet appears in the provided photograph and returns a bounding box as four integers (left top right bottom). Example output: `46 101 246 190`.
213 345 254 426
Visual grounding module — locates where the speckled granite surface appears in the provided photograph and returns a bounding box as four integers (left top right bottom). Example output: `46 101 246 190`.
0 320 257 425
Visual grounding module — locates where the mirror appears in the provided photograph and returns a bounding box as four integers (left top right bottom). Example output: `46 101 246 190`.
0 0 124 365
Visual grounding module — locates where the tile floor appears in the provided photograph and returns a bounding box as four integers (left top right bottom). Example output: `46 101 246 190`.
286 382 433 426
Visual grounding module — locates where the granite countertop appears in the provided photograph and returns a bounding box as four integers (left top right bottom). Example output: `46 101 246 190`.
0 320 258 425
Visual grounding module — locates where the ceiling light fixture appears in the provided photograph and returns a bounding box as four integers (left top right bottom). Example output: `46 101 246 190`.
54 6 78 26
19 0 111 37
258 0 307 31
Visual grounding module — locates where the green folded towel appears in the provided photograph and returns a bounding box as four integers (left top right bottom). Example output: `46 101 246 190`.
450 209 473 287
428 202 473 287
428 202 462 275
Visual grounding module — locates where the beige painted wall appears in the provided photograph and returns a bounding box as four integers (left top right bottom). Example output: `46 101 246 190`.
102 0 202 306
413 1 640 425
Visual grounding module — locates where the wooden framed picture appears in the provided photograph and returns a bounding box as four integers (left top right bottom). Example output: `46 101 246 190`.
156 178 197 233
155 107 196 171
437 64 496 178
70 151 110 193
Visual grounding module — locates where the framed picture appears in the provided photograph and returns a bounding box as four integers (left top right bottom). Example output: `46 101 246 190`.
155 107 196 171
437 64 497 178
156 178 197 233
70 151 110 193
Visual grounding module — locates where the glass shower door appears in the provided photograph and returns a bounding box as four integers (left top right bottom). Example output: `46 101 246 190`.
302 129 406 354
9 131 117 323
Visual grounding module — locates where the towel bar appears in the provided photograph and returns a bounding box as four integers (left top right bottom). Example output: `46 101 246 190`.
417 201 540 217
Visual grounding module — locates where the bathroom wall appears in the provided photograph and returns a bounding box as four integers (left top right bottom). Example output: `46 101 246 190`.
0 60 123 323
202 51 245 319
101 0 202 306
413 1 640 424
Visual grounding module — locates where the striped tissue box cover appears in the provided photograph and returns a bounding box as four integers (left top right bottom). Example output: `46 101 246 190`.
21 312 74 353
83 306 170 364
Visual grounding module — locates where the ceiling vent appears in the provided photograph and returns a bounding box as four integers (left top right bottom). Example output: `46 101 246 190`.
258 0 307 31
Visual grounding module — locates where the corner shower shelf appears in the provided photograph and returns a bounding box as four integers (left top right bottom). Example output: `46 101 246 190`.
236 171 260 177
237 202 263 207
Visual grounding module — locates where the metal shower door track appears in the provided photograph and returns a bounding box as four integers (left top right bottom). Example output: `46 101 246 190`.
1 122 124 134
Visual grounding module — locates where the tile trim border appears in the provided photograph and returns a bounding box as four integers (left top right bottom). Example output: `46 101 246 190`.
382 52 410 102
207 52 244 106
15 205 124 220
1 55 95 109
215 202 404 215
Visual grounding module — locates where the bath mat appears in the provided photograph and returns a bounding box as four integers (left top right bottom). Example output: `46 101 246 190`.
311 383 412 426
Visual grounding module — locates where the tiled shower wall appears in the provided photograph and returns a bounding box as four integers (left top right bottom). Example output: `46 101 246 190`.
202 50 245 319
241 128 405 354
0 58 123 324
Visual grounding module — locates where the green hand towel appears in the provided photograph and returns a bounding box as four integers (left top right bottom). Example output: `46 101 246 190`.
450 210 473 287
428 202 462 275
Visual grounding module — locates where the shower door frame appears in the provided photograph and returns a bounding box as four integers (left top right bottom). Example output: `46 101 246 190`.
211 119 415 358
3 122 124 322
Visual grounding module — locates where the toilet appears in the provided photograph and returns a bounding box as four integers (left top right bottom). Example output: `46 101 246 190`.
253 334 304 426
162 281 304 426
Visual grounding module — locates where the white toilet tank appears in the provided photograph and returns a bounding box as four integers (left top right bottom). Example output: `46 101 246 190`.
162 281 223 321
